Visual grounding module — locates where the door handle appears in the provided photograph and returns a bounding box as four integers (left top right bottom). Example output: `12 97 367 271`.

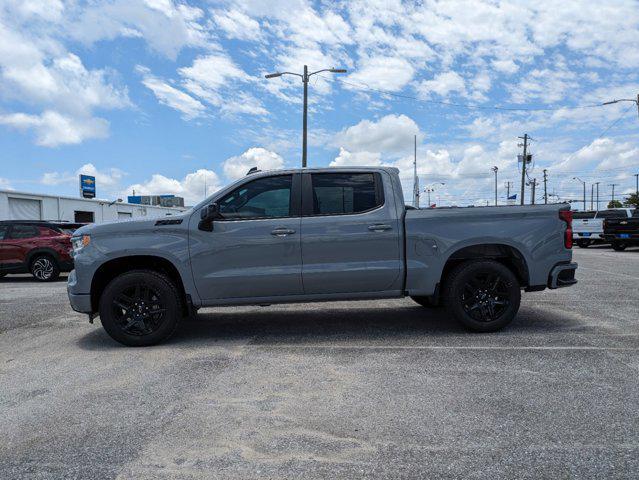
368 224 392 232
271 228 296 237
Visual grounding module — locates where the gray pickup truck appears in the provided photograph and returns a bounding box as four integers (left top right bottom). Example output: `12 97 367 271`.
68 167 577 346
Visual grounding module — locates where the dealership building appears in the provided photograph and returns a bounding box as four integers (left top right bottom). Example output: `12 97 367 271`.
0 189 187 223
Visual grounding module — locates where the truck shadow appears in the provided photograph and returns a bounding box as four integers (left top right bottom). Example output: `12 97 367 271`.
76 302 585 350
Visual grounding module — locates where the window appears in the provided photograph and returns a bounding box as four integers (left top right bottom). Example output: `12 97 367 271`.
572 211 596 219
0 225 8 240
311 173 382 215
218 175 292 220
596 210 627 219
74 211 95 223
8 225 39 239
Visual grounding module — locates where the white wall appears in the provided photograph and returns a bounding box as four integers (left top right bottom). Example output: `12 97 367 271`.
0 190 187 222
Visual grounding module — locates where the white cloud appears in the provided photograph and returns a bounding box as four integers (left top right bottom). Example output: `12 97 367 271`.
0 177 12 190
415 71 466 99
222 147 285 179
139 69 206 120
335 114 420 156
346 56 414 92
551 138 639 173
213 9 263 41
0 111 109 147
330 148 382 167
41 163 125 187
124 169 222 205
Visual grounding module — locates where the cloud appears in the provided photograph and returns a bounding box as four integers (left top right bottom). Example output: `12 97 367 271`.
0 177 12 190
124 169 221 206
551 138 639 173
0 111 109 147
330 148 382 167
222 147 285 179
346 56 414 92
41 163 125 187
139 68 206 120
335 114 421 156
415 71 466 99
213 9 263 41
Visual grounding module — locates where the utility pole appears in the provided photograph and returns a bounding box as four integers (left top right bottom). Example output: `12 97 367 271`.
518 134 529 205
413 135 420 208
609 183 619 204
543 169 548 204
492 166 498 206
265 65 346 168
595 182 600 211
505 181 513 203
634 173 639 197
573 177 586 211
590 184 594 210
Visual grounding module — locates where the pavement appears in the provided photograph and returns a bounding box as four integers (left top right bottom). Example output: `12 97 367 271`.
1 246 639 479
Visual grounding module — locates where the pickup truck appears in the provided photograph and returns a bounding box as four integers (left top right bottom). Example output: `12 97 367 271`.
572 208 634 248
67 167 578 346
603 209 639 250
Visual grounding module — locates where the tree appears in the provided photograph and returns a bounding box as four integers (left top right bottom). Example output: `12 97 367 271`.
608 200 623 208
624 193 639 209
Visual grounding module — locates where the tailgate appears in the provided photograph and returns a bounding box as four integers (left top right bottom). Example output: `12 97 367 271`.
605 218 639 235
573 218 601 234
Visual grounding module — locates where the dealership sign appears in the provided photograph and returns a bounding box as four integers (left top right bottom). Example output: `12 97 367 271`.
80 174 96 198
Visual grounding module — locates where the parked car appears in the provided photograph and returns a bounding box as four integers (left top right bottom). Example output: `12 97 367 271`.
602 209 639 250
68 167 577 346
0 221 84 281
572 208 635 248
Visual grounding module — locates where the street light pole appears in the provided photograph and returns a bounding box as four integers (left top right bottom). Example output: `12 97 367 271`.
492 166 498 206
265 65 347 168
595 182 600 211
424 183 445 208
573 177 586 211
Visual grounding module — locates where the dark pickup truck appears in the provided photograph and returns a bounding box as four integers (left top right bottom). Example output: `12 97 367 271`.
603 210 639 250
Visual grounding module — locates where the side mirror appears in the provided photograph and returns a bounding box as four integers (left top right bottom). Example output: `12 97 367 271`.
198 203 220 231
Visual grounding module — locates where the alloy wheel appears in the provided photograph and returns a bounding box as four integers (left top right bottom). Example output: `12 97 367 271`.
461 271 511 322
112 283 167 336
32 258 54 280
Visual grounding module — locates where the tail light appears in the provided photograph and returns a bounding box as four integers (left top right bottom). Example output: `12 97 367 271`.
559 210 573 249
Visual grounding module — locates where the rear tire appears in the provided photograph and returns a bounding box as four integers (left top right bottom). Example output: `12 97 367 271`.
98 270 182 347
410 296 441 308
612 242 627 251
30 254 60 282
444 260 521 332
576 239 591 248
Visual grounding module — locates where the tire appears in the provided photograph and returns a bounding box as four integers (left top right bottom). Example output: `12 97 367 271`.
410 295 441 308
30 254 60 282
576 239 591 248
98 270 182 347
612 242 627 251
443 260 521 332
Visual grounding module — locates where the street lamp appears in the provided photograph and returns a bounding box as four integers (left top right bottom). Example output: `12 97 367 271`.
572 177 586 211
265 65 347 168
424 182 445 207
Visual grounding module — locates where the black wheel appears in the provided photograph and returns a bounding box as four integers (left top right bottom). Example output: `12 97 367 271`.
410 296 441 308
30 255 60 281
444 260 521 332
612 242 627 251
98 270 182 347
576 239 591 248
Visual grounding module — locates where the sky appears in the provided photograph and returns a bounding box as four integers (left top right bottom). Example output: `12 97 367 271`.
1 0 638 207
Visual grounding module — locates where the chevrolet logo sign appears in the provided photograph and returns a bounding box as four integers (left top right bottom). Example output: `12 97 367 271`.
84 178 95 185
620 221 628 224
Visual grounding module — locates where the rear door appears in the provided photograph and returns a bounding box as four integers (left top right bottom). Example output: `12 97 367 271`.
300 171 401 294
2 224 40 266
190 173 304 301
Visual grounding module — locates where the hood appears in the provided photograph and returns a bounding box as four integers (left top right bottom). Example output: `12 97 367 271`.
73 212 190 237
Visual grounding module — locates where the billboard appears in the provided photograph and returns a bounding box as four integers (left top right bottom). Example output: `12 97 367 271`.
79 174 96 199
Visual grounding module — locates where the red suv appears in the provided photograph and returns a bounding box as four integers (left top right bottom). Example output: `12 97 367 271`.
0 221 84 281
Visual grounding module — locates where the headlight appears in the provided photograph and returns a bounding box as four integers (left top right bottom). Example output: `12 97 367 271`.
72 235 91 254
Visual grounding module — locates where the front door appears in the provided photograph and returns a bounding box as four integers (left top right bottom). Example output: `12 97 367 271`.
300 171 402 294
189 173 303 301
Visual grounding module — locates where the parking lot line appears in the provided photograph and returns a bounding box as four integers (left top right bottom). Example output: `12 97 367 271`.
249 344 638 351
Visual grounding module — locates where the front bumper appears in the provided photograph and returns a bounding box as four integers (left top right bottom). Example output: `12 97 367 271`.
548 262 578 289
67 269 92 313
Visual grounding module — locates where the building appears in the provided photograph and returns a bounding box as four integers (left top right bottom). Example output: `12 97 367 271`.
127 194 185 208
0 189 187 223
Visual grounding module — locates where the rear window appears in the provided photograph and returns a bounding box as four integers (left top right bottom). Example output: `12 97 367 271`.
596 210 628 219
572 211 596 219
310 173 383 215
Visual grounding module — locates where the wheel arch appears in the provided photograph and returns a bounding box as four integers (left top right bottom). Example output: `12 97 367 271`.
90 255 189 315
25 248 61 268
441 243 530 291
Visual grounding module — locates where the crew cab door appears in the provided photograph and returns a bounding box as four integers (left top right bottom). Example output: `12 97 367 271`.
189 173 303 301
300 171 402 294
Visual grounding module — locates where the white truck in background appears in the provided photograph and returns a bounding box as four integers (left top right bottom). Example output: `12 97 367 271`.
572 208 635 248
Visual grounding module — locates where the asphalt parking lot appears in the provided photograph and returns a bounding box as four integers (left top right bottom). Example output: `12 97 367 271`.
1 246 639 479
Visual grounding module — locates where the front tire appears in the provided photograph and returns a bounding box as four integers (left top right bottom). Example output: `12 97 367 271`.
98 270 182 346
30 255 60 281
612 242 627 251
444 260 521 332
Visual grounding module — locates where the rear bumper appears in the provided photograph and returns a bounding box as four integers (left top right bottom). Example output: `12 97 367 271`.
573 232 602 239
548 262 578 289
